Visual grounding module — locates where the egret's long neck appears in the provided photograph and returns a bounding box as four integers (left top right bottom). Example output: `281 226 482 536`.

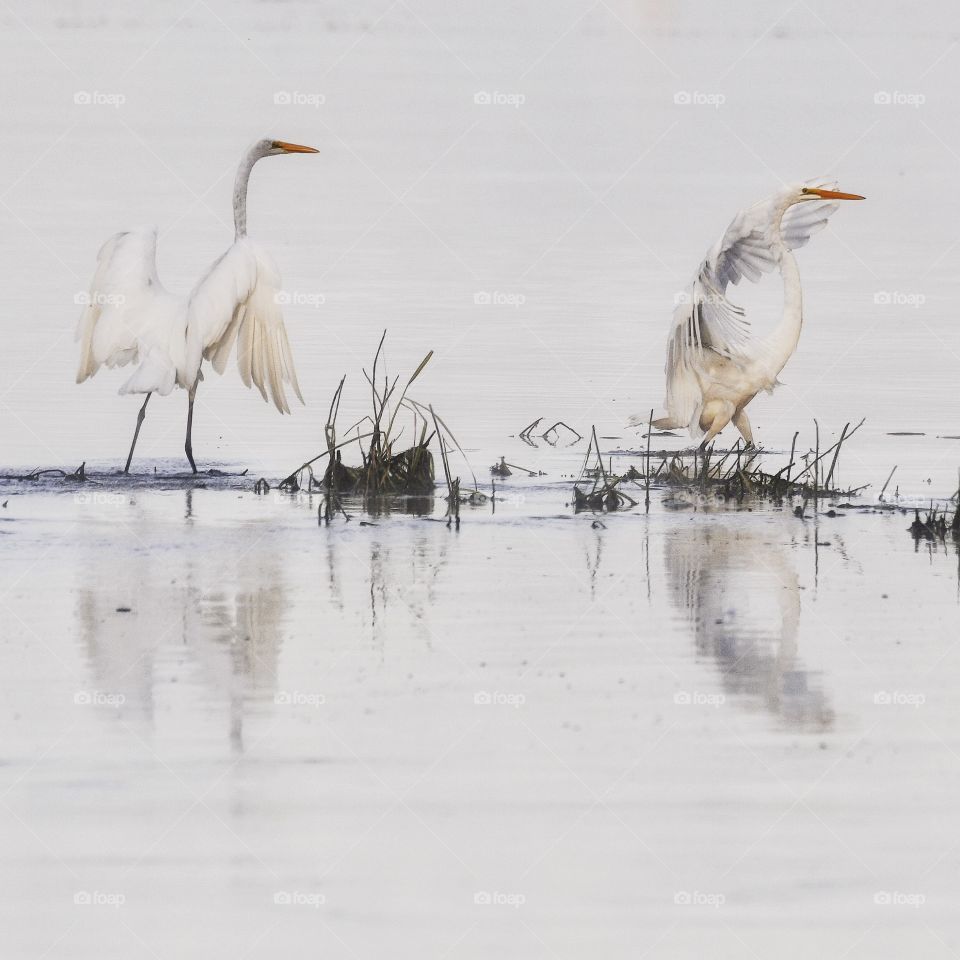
232 150 259 239
759 239 803 380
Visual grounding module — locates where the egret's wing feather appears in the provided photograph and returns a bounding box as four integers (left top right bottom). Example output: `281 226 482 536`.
781 199 839 250
186 239 303 414
662 304 707 437
75 227 172 388
666 187 818 375
693 199 783 359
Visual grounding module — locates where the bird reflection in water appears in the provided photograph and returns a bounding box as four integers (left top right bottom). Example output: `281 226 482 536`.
194 559 286 752
665 523 833 729
75 495 287 753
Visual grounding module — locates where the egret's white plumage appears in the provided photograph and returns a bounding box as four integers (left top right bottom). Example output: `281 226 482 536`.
76 137 316 471
634 179 864 447
185 238 302 414
77 226 185 395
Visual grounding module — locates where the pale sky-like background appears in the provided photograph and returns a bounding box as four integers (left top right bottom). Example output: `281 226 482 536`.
1 0 958 487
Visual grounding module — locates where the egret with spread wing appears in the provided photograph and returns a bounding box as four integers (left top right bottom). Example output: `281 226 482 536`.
633 180 863 448
76 138 317 473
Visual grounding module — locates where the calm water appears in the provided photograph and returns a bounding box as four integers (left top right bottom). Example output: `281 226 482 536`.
2 0 960 956
2 460 959 957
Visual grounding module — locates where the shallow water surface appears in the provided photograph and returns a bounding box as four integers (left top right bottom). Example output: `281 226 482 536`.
1 463 958 957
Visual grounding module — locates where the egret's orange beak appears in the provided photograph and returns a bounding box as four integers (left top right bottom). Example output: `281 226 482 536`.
804 187 865 200
273 140 319 154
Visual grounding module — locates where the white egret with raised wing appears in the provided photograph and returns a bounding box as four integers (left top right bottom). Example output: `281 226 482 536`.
633 180 864 448
76 138 317 473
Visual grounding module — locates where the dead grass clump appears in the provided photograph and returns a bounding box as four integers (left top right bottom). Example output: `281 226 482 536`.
572 428 638 512
630 419 868 504
279 332 479 524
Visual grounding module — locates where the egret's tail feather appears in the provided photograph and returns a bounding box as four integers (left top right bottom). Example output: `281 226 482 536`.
627 411 681 430
651 416 682 430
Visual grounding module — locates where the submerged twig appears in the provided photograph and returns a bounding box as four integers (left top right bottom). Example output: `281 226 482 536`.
572 426 637 512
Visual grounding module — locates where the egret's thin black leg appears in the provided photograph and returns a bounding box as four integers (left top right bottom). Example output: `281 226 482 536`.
123 394 151 474
184 380 198 474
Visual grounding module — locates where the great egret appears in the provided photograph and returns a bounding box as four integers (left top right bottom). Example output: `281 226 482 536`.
634 179 864 448
76 138 317 473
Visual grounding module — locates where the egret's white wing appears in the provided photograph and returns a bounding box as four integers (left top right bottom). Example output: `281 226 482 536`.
75 227 179 394
681 198 781 362
658 206 781 432
673 177 845 365
658 178 847 433
647 301 703 433
186 238 303 414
